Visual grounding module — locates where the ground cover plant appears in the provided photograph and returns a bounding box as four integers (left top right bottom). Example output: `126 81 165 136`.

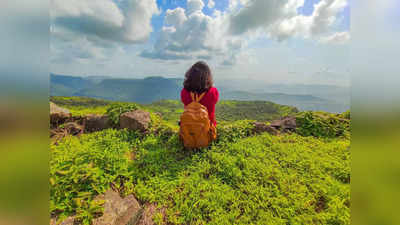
296 111 350 138
50 97 350 224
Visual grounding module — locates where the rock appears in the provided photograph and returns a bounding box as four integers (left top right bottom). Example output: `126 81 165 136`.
137 203 166 225
253 122 279 135
270 116 297 132
120 110 151 132
50 216 75 225
92 189 142 225
84 114 112 132
63 122 83 136
50 102 71 128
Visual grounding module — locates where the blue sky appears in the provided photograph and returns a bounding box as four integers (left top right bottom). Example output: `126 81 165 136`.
50 0 351 86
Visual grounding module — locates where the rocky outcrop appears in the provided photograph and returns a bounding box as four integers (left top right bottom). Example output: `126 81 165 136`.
137 203 166 225
50 102 71 128
270 116 297 132
120 110 151 132
253 122 279 135
92 189 142 225
84 114 113 132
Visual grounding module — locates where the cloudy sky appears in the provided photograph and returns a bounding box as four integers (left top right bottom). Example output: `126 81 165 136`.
50 0 350 86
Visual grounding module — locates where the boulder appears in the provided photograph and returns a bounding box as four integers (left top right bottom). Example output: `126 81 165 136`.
84 114 112 132
92 189 142 225
50 102 71 127
50 216 75 225
270 116 297 132
253 122 279 135
120 110 151 132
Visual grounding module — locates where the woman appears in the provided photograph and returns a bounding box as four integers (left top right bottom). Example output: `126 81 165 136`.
181 61 219 126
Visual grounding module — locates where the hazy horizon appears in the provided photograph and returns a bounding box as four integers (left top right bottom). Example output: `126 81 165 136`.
50 72 351 88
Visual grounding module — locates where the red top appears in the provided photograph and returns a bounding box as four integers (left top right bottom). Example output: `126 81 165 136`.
181 87 219 126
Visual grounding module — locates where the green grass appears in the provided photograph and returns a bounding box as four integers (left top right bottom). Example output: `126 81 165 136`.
50 129 138 224
50 126 350 224
49 96 350 224
50 96 111 116
216 100 298 122
296 111 350 138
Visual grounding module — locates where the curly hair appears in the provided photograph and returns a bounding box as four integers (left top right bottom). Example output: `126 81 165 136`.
183 61 213 94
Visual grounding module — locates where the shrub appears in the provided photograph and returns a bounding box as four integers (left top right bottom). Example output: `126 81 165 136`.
216 120 256 144
106 103 139 125
296 111 350 138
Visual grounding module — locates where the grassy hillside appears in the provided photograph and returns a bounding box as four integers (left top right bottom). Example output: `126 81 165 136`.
50 122 350 225
49 97 350 224
50 96 299 123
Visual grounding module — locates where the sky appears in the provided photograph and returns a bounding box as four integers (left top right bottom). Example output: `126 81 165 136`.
50 0 350 86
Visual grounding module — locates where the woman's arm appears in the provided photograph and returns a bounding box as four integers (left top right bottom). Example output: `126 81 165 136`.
181 88 191 106
214 87 219 104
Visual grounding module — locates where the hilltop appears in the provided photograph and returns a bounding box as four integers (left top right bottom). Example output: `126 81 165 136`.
49 97 350 225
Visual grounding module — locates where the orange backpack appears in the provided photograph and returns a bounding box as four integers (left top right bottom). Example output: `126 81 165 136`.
179 92 217 148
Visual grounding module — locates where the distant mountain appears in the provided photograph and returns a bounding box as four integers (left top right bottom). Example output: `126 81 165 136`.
50 73 349 112
221 90 349 113
78 76 182 103
50 73 94 96
216 79 350 104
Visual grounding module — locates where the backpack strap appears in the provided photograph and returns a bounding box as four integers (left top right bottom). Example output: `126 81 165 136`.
190 92 206 102
197 92 205 102
190 92 196 102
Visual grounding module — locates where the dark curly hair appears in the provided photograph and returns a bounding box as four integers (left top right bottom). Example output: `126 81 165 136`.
183 61 213 94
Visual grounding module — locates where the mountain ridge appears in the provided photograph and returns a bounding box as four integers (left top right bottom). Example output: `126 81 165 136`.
50 73 349 112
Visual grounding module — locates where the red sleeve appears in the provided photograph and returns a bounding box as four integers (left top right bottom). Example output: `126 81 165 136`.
181 88 192 106
214 87 219 104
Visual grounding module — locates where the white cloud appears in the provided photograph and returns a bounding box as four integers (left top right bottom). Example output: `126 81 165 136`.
229 0 348 41
309 0 348 35
140 6 246 64
187 0 205 15
319 31 350 44
51 0 160 43
51 0 160 66
165 7 187 27
208 0 215 9
141 0 349 66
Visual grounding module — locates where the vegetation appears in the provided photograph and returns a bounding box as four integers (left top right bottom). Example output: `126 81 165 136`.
216 100 298 122
50 96 111 116
106 103 139 125
50 130 138 224
296 111 350 138
49 96 350 224
50 97 299 123
50 127 350 224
